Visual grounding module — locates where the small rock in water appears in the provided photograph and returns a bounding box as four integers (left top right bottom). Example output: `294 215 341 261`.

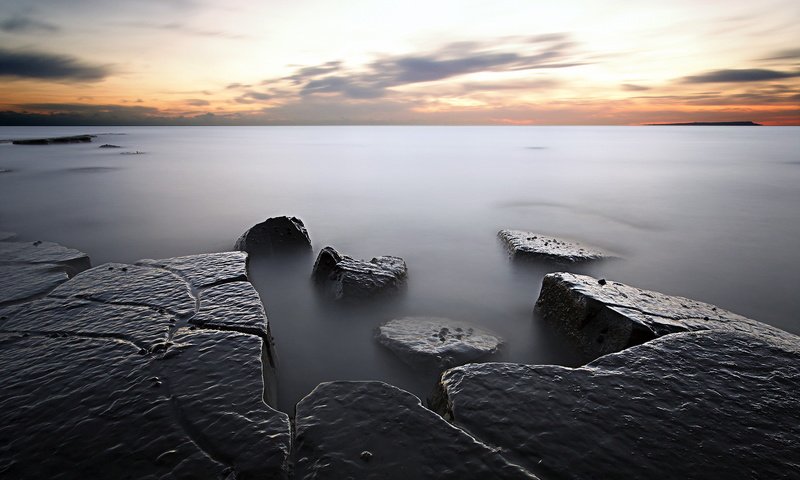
598 278 606 285
235 216 311 255
312 246 407 301
359 451 372 461
99 144 121 148
498 229 615 263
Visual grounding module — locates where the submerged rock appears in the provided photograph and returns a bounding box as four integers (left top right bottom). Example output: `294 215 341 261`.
293 381 537 480
12 135 94 145
534 272 791 359
234 216 311 255
99 144 121 148
0 251 290 479
498 229 614 263
377 317 501 369
435 330 800 480
312 246 407 300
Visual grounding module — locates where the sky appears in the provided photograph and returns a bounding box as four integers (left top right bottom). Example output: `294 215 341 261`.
0 0 798 125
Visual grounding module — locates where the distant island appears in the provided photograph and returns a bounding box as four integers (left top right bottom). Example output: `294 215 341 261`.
645 121 762 126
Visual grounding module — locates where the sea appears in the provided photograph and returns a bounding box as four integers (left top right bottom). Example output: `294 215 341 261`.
1 125 798 412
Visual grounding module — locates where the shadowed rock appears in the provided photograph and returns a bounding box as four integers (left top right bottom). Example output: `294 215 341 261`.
234 216 311 255
435 330 800 480
498 230 614 263
12 135 94 145
534 272 792 359
312 246 407 300
293 381 538 480
377 317 501 369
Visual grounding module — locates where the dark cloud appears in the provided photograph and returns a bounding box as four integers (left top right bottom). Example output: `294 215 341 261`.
621 83 650 91
234 91 276 104
0 16 59 33
283 61 342 85
226 82 252 89
184 98 210 106
0 48 110 81
683 68 800 83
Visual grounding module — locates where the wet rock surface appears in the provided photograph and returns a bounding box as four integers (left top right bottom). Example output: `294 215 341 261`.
312 246 407 300
535 272 792 359
234 215 311 255
0 250 290 479
377 317 501 369
436 330 800 480
293 381 537 480
498 229 614 263
0 238 91 306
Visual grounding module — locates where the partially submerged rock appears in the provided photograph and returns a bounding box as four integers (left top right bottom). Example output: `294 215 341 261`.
435 330 800 480
312 246 407 300
99 144 121 148
535 272 791 359
293 381 537 479
0 251 290 479
498 230 614 263
377 317 501 369
12 135 94 145
235 216 311 255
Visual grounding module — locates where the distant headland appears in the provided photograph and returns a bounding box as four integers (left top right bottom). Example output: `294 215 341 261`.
645 121 762 126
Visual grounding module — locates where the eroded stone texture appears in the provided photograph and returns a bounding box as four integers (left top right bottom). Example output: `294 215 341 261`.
293 381 537 480
234 216 311 255
0 232 16 241
137 251 247 289
377 317 501 369
436 330 800 480
312 246 407 300
498 230 614 263
535 272 791 359
0 265 68 306
191 281 268 339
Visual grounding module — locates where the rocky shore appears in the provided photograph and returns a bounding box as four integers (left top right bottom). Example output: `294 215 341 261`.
1 218 797 479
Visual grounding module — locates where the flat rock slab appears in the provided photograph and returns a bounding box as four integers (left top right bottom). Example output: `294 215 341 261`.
234 216 311 255
436 330 800 480
312 246 408 300
535 272 792 359
0 251 290 479
293 381 537 480
498 230 614 263
377 317 501 369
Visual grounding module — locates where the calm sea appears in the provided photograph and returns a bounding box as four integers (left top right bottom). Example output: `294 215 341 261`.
1 126 798 411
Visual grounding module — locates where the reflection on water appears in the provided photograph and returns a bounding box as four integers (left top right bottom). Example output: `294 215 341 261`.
1 125 799 411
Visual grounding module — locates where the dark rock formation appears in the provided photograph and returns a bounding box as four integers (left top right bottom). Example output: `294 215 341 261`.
0 251 290 479
12 135 94 145
535 272 791 359
293 381 538 479
377 317 501 369
312 246 407 300
498 230 614 263
234 216 311 255
99 144 121 148
435 330 800 480
0 239 91 306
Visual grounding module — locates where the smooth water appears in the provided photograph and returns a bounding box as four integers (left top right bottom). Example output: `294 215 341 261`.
1 126 798 412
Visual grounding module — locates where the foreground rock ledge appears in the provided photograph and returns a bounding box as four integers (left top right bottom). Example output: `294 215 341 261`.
498 230 614 263
293 381 538 479
0 251 290 479
312 246 408 300
535 272 792 359
435 330 800 480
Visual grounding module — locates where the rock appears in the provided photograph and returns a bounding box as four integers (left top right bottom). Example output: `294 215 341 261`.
312 246 407 300
293 381 538 479
435 330 800 480
0 252 290 479
498 230 614 263
377 317 501 369
99 144 121 148
234 216 311 255
0 239 91 306
12 135 94 145
534 272 792 360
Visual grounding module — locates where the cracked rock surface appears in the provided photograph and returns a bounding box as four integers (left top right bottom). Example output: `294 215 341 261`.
312 246 408 300
234 216 311 255
0 237 91 306
377 317 501 369
0 250 290 479
435 330 800 480
498 230 614 263
535 272 793 359
293 381 538 480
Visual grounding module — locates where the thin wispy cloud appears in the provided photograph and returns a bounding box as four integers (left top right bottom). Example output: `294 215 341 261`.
120 20 249 39
0 15 59 33
0 48 110 81
683 68 800 83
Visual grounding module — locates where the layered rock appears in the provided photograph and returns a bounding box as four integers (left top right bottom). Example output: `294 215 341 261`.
435 330 800 480
534 272 791 359
0 251 290 479
312 246 407 300
498 230 614 263
377 317 501 369
293 381 538 480
234 216 311 255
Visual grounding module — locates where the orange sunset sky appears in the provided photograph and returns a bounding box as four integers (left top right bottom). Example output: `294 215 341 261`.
0 0 798 125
